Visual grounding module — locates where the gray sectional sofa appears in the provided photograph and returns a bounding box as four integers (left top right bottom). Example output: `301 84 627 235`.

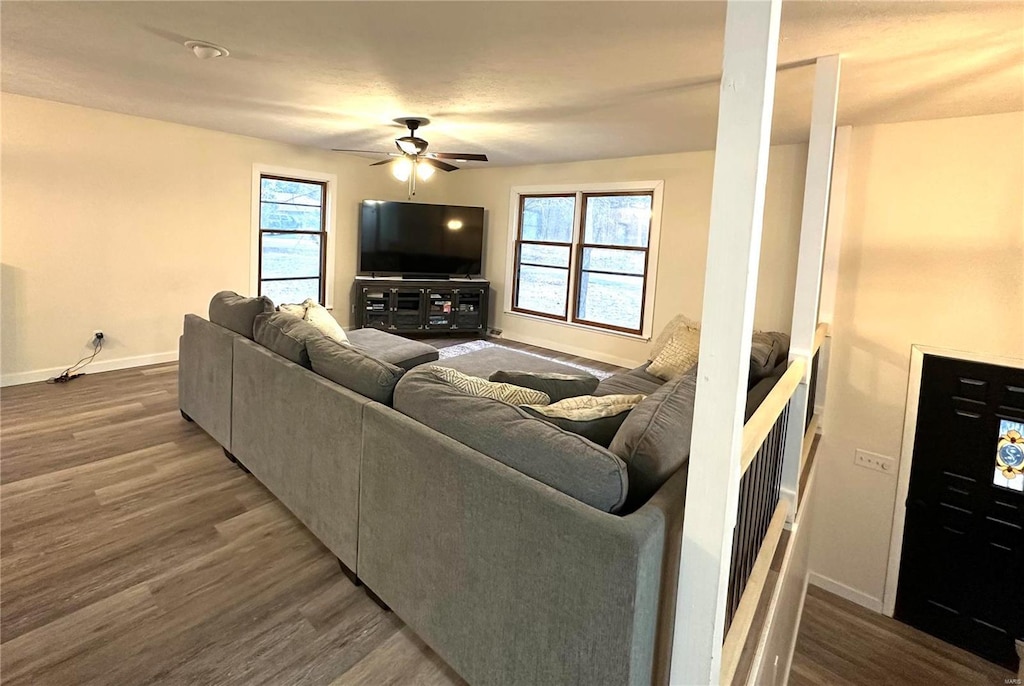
178 291 789 686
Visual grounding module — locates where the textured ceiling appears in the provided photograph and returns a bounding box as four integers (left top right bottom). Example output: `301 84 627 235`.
2 1 1022 166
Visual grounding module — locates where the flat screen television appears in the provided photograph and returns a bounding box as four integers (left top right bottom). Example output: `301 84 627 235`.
358 200 485 277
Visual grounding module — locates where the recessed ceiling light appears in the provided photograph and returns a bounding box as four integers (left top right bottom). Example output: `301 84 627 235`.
184 40 230 59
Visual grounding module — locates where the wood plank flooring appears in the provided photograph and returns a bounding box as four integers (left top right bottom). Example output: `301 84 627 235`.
1 342 1013 685
791 584 1014 686
0 362 463 686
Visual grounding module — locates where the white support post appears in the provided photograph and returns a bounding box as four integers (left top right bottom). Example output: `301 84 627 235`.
669 1 781 683
781 55 842 515
814 125 852 421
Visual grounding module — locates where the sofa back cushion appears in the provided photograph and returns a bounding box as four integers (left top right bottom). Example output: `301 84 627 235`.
394 368 629 512
609 369 697 511
253 312 323 368
307 336 405 404
750 331 791 385
209 291 274 338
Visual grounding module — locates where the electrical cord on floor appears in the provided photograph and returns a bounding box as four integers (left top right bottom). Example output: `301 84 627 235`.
48 337 104 384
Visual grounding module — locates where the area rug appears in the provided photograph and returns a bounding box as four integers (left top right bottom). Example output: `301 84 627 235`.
437 340 614 379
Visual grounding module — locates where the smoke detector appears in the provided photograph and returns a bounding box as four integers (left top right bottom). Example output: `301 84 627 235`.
184 40 230 59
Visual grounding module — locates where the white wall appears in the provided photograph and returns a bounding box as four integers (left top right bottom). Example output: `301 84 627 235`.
0 93 453 384
442 145 808 368
809 111 1024 608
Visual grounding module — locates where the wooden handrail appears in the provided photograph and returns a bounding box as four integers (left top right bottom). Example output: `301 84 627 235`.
720 499 790 685
740 358 806 474
811 322 829 356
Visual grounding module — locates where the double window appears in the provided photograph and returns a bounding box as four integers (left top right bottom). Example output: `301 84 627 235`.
510 184 661 336
256 173 330 305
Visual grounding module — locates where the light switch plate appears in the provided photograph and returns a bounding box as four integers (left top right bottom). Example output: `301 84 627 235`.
855 449 896 475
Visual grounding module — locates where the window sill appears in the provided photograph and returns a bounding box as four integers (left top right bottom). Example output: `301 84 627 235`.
504 309 651 342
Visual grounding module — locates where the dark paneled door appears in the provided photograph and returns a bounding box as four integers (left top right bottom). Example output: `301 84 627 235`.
895 354 1023 670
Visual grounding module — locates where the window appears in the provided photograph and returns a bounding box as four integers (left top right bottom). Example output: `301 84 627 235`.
251 166 336 307
257 174 327 305
509 183 661 337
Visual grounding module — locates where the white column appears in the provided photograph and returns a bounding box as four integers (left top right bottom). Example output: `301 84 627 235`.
780 55 841 514
814 125 852 420
669 1 781 683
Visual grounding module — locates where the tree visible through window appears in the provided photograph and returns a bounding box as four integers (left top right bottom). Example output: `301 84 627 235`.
258 175 327 305
512 190 655 335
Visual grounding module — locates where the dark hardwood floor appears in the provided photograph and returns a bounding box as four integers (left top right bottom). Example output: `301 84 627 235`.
791 584 1014 686
0 343 1013 684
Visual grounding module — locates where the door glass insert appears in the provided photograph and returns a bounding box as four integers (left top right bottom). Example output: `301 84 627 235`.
994 418 1024 492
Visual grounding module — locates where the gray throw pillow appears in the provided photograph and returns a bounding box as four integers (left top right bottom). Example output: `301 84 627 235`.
489 370 599 402
253 312 323 368
522 406 629 447
609 369 697 511
209 291 274 339
307 336 405 405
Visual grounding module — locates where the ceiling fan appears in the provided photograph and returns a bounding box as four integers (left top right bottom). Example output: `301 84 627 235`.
333 117 489 197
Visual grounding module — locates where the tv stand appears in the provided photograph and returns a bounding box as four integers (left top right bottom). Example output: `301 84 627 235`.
354 277 489 336
403 273 448 280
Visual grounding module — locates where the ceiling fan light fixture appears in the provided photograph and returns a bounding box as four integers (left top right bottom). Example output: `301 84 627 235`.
416 161 435 181
391 157 413 182
183 40 230 59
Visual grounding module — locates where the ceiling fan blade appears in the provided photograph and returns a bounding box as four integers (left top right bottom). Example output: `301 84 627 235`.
420 157 459 172
369 159 394 167
428 152 489 162
332 148 399 155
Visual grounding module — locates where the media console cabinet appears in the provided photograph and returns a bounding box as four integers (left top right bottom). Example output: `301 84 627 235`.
353 278 489 336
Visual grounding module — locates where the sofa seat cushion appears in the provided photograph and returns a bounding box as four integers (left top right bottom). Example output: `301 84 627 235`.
394 368 629 512
253 312 324 368
522 394 645 447
307 336 404 405
609 369 698 512
437 346 591 379
489 370 599 402
595 362 665 397
346 328 439 370
209 291 274 339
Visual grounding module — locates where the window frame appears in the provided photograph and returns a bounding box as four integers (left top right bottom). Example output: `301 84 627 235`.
250 164 337 308
506 181 664 340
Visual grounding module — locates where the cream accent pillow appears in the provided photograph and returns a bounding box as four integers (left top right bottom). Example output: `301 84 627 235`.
650 313 701 361
523 394 646 421
302 300 350 345
430 366 550 405
278 302 307 318
648 322 700 380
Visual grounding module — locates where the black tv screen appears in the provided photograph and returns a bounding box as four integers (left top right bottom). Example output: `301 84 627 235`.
358 200 484 277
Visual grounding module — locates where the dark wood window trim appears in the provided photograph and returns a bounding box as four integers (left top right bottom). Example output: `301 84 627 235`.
510 193 575 320
257 174 328 305
570 191 654 336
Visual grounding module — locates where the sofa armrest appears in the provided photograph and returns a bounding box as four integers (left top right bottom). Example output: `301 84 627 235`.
358 404 687 686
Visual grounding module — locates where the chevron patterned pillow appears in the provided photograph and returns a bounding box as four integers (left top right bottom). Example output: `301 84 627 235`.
430 366 550 406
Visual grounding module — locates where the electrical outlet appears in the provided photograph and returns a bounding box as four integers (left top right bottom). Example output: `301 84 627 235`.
855 449 896 475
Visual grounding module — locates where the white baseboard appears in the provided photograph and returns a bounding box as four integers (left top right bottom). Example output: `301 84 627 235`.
808 571 883 613
496 332 644 370
1 351 179 388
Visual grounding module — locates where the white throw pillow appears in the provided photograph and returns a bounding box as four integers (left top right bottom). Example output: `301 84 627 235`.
430 366 550 405
302 300 349 345
648 322 700 380
278 302 307 318
524 394 646 421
